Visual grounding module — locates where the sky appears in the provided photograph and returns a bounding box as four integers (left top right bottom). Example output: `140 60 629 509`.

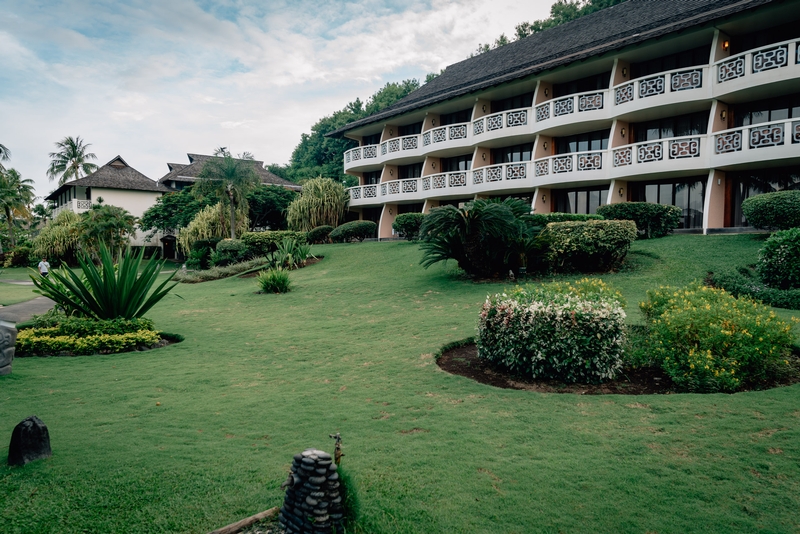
0 0 554 199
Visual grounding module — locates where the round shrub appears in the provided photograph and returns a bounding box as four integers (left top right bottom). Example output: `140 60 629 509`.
212 238 246 267
641 283 795 392
330 220 377 243
307 225 334 244
241 230 308 257
540 219 638 272
392 213 425 241
525 212 603 227
3 245 33 267
741 190 800 230
757 227 800 290
477 279 626 383
596 202 681 239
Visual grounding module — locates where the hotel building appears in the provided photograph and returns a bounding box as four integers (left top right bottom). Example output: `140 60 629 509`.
329 0 800 238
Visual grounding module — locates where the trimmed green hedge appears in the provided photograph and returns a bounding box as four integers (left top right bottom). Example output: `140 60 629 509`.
241 231 307 257
330 221 377 243
307 225 334 244
711 268 800 310
16 329 161 356
22 315 155 336
212 238 247 267
392 213 426 241
596 202 682 239
525 212 603 227
541 219 638 272
757 227 800 290
741 190 800 230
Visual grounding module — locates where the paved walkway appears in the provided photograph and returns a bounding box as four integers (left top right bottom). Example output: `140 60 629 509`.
0 279 34 286
0 297 56 324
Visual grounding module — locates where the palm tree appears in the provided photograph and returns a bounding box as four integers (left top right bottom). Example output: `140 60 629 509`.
76 204 137 257
31 203 53 228
194 154 260 239
0 168 35 250
0 143 9 172
47 136 99 186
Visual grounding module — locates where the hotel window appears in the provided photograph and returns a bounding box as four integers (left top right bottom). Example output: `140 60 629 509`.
633 110 709 142
730 22 800 54
361 207 381 225
363 171 380 185
553 72 610 98
397 203 424 214
491 93 533 113
555 129 610 154
440 108 472 126
398 163 422 179
441 154 472 172
398 122 423 136
362 133 381 146
554 186 609 215
727 167 800 227
732 95 800 127
491 143 533 164
630 45 710 79
630 177 706 229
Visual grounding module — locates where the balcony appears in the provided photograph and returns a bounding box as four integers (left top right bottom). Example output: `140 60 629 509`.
611 135 708 178
532 150 608 186
712 118 800 167
713 38 800 98
613 66 710 114
471 108 531 141
534 89 611 131
51 198 92 218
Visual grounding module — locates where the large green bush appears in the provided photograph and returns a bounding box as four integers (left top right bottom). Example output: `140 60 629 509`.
241 231 307 257
641 282 796 392
741 190 800 230
3 245 33 267
596 202 681 239
712 267 800 310
211 238 247 267
392 213 426 241
477 278 626 383
307 225 334 244
756 227 800 290
541 219 637 272
525 212 603 227
187 238 222 270
330 220 377 242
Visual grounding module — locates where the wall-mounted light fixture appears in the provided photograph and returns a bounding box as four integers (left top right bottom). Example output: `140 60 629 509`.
720 109 727 121
619 187 624 197
544 88 549 97
622 67 628 77
718 178 722 186
431 162 436 169
541 194 546 203
482 153 486 161
543 141 548 150
389 169 394 176
389 208 393 215
621 127 627 137
389 129 394 136
722 40 730 51
482 104 487 112
431 119 436 126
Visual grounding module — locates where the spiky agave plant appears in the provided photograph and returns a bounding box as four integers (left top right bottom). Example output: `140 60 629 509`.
31 242 178 320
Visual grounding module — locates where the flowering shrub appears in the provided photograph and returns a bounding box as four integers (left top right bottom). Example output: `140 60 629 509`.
477 279 626 383
16 329 161 356
641 282 797 392
757 228 800 290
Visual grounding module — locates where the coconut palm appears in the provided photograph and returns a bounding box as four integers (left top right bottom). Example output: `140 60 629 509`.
31 203 53 228
76 204 137 257
47 136 99 186
0 143 9 172
0 168 35 250
194 153 260 239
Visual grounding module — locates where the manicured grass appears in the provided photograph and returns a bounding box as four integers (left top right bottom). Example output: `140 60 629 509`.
0 268 39 305
1 235 799 533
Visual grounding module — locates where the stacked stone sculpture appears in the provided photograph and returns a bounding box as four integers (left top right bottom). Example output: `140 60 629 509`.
279 448 344 534
0 321 17 376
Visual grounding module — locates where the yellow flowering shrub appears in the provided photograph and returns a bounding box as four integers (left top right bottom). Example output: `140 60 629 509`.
16 329 161 357
641 282 797 392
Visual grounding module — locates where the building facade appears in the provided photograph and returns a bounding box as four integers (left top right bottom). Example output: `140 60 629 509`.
331 0 800 238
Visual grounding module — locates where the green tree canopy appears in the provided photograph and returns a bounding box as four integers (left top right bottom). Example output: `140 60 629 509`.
246 185 297 231
194 153 260 239
140 187 214 234
76 203 137 257
0 168 35 250
286 177 348 232
47 136 99 186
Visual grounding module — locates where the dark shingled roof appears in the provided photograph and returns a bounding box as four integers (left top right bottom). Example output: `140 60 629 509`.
45 156 169 200
158 154 302 191
328 0 778 137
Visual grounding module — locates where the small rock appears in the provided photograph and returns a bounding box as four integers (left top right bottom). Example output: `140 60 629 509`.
8 416 52 466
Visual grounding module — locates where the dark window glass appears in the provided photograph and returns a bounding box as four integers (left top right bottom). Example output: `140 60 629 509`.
362 133 381 146
440 109 472 126
633 111 709 142
554 186 609 214
555 129 610 154
553 71 611 98
491 93 534 113
730 22 800 55
727 167 800 226
363 171 381 185
491 143 533 164
732 95 800 127
397 203 424 214
629 177 707 228
362 207 381 225
630 45 711 79
398 122 423 136
398 163 422 179
441 154 472 172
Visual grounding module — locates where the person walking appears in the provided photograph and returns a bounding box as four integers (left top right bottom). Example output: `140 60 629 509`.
38 258 50 278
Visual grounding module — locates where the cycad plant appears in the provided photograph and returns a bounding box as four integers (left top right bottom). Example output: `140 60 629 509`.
31 242 177 320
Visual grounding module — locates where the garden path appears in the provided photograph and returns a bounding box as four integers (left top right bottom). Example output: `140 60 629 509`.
0 296 55 323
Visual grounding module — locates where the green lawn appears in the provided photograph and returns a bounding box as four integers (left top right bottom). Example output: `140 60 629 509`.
1 235 799 533
0 267 39 306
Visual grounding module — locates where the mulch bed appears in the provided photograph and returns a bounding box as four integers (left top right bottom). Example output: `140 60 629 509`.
238 256 323 278
437 344 800 395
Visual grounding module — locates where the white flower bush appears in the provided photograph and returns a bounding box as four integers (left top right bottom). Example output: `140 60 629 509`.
476 279 627 383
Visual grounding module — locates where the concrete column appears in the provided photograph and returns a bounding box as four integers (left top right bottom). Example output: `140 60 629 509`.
379 204 398 239
704 170 726 233
422 199 440 214
607 180 628 204
532 187 551 214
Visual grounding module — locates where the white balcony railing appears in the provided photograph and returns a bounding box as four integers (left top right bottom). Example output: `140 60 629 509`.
615 66 706 106
536 89 607 123
51 198 92 218
472 162 530 185
472 108 529 136
533 150 606 177
715 38 798 84
612 135 703 168
423 122 471 146
713 118 800 155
